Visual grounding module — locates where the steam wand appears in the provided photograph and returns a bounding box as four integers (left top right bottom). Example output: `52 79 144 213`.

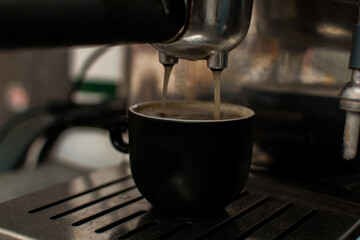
340 70 360 160
340 3 360 160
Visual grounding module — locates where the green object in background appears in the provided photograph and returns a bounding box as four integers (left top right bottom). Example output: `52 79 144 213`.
73 78 117 98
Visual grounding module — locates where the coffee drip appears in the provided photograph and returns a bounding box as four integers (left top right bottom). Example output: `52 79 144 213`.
161 65 223 120
161 65 174 109
212 70 222 120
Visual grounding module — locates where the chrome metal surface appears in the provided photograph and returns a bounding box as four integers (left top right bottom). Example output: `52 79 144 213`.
159 52 178 66
340 71 360 112
207 51 228 70
0 163 86 204
340 70 360 160
153 0 253 69
0 166 358 240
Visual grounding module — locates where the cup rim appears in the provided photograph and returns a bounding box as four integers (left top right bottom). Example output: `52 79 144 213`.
129 100 255 123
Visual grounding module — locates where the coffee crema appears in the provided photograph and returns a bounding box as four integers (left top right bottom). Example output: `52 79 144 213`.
134 102 254 121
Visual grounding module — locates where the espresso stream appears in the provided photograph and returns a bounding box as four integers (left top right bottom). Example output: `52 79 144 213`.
213 70 222 120
162 65 173 109
161 65 223 120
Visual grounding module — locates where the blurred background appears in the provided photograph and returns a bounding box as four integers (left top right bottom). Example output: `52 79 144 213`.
0 0 359 201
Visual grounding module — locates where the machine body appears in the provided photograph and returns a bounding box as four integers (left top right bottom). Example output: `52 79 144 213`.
0 0 187 46
0 0 254 71
152 0 254 70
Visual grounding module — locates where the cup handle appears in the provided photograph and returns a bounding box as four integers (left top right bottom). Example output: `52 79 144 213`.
110 117 130 153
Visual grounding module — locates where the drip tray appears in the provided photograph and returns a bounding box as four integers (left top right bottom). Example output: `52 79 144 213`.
0 166 359 240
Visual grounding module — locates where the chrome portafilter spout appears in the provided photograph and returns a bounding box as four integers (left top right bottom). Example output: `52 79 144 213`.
340 20 360 160
153 0 254 70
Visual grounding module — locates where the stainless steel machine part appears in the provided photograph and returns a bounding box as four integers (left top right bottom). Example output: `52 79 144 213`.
0 0 254 71
159 52 178 66
0 166 358 240
0 0 187 47
340 70 360 160
152 0 254 70
342 111 360 159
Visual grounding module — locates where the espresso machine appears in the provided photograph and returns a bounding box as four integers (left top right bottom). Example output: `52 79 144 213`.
0 0 359 239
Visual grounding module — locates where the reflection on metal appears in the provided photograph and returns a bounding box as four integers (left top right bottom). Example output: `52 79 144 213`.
343 111 360 159
316 23 352 38
153 0 254 69
340 70 360 160
0 167 358 239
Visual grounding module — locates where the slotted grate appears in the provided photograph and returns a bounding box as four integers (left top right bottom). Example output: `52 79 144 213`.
0 166 358 240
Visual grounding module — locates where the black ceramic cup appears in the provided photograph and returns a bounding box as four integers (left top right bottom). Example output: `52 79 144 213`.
110 101 255 217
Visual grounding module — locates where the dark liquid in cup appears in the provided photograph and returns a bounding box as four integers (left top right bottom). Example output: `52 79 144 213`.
138 103 243 120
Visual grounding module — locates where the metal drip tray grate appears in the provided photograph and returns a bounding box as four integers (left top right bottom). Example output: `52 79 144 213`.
0 167 359 240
